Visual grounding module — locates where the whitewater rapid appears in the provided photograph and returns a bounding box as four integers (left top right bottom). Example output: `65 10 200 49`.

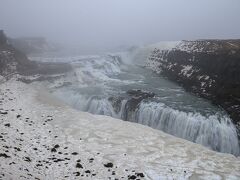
30 49 240 156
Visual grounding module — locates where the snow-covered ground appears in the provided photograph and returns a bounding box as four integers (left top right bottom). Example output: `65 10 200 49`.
0 79 240 179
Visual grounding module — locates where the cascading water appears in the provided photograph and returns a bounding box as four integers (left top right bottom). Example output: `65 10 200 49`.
135 101 239 155
31 50 240 156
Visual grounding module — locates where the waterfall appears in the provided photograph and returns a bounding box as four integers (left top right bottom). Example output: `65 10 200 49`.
135 101 239 155
46 53 239 156
76 97 239 156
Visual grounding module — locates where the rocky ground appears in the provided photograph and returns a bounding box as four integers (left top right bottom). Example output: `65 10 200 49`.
146 40 240 133
0 78 240 179
0 79 147 179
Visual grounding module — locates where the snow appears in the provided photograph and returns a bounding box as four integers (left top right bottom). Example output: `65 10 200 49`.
0 79 240 179
180 65 193 77
227 42 239 48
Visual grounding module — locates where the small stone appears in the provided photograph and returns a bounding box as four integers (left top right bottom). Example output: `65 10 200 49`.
128 175 136 179
104 162 113 168
4 123 10 127
85 170 91 173
76 163 83 168
0 153 10 158
14 147 21 151
136 173 144 177
74 172 80 176
54 144 60 149
24 157 31 162
51 148 57 152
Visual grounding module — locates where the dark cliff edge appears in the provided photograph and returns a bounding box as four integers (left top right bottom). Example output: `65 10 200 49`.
0 30 71 79
0 30 37 77
146 40 240 132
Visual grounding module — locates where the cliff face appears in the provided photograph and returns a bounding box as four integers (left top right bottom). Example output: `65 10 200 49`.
0 30 37 77
146 40 240 129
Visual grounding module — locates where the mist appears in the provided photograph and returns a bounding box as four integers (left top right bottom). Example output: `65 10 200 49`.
1 0 240 54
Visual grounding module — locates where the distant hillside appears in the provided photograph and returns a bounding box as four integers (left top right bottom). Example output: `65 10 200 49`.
0 30 36 77
0 30 71 78
9 37 60 55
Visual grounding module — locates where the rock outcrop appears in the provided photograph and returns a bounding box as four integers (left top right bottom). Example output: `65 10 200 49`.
146 40 240 131
0 30 71 78
0 30 37 77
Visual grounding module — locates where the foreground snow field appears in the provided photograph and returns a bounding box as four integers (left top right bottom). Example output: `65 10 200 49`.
0 79 240 180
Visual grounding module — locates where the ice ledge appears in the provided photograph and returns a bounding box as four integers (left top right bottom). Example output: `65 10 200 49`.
0 79 239 179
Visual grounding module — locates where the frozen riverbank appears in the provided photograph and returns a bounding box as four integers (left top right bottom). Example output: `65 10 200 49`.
0 79 240 179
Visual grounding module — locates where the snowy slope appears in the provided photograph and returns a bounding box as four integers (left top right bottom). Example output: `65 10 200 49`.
0 79 240 179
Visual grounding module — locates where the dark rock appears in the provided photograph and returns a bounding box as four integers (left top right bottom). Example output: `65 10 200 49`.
128 175 137 179
89 158 94 162
0 153 10 158
136 173 144 177
24 157 31 162
4 123 10 127
54 144 60 149
14 147 21 151
76 163 83 168
36 164 43 167
125 90 155 121
0 111 8 114
73 172 80 176
104 162 113 168
85 170 91 173
51 148 57 153
53 159 64 163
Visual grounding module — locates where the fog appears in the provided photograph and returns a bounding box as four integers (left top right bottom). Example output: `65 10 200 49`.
1 0 240 54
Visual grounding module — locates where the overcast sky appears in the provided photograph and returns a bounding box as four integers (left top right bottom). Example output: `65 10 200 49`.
1 0 240 53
